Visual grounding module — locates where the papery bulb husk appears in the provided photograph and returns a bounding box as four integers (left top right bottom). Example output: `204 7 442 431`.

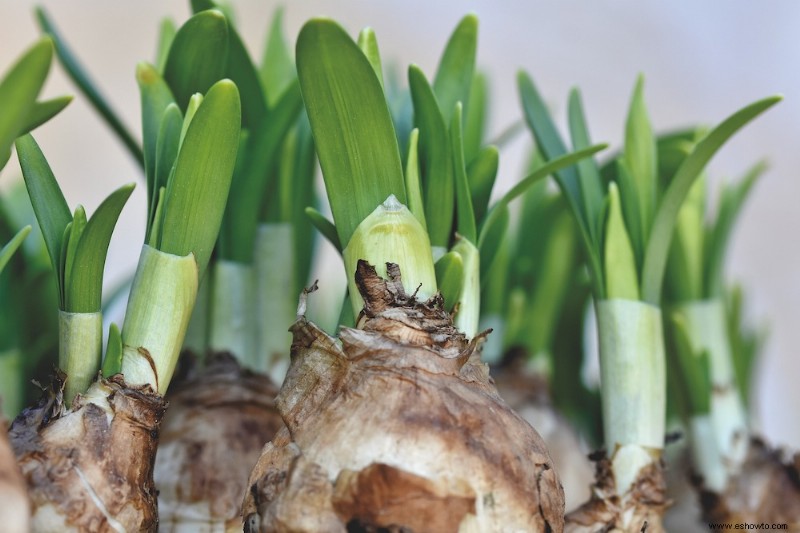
563 451 667 533
155 352 283 532
492 352 594 513
9 371 166 532
0 414 29 533
243 261 565 533
696 437 800 526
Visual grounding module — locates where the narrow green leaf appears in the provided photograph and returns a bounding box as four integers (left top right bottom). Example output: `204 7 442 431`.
163 10 229 111
14 134 72 276
567 88 605 242
614 159 644 268
155 18 177 73
623 75 657 241
222 81 303 262
63 205 87 306
604 182 639 300
409 64 453 247
260 7 296 107
179 93 203 148
641 95 781 304
666 175 706 301
297 18 405 248
435 250 464 310
305 207 342 253
463 71 487 164
59 222 72 308
290 114 318 294
224 22 268 127
137 62 177 208
404 128 427 230
357 28 384 89
36 8 143 166
17 95 73 137
0 37 53 169
477 203 508 281
451 103 476 243
432 14 477 124
159 79 241 279
149 104 183 235
102 322 123 377
67 183 135 312
467 145 498 226
518 71 606 297
148 186 166 248
0 226 31 274
479 143 608 249
523 210 577 354
704 161 766 298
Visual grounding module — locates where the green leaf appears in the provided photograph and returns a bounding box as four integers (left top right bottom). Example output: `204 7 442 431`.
102 322 123 377
623 75 657 242
463 71 487 164
614 159 644 268
467 145 498 226
479 143 608 250
518 71 606 297
404 128 427 230
305 207 342 253
221 81 303 262
641 95 781 304
704 161 766 298
435 250 464 311
297 18 405 248
604 182 639 300
0 37 53 170
163 10 229 112
59 222 72 308
432 14 477 124
358 27 384 88
36 8 143 166
451 104 476 243
478 203 508 281
409 64 453 247
666 175 706 301
137 62 177 212
260 7 296 107
567 88 605 243
289 114 318 294
17 96 73 137
149 104 183 235
67 183 135 312
155 18 177 72
63 205 87 306
0 226 31 274
223 22 268 128
14 134 72 278
159 79 241 279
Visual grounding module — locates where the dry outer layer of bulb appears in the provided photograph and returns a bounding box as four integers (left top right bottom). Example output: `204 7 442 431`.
242 261 565 533
155 352 283 532
491 354 594 513
0 413 29 533
563 450 667 533
697 437 800 527
10 372 166 532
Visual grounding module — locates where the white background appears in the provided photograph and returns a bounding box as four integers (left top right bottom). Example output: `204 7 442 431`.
1 1 798 449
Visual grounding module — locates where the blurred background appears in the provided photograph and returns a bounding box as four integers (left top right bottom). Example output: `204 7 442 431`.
1 0 798 449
